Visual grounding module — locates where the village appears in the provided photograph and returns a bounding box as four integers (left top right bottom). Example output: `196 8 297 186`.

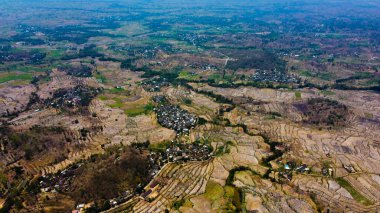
44 86 101 110
1 0 379 212
154 105 198 134
251 69 299 83
148 141 212 170
37 138 214 212
137 140 213 203
38 163 82 194
141 76 170 92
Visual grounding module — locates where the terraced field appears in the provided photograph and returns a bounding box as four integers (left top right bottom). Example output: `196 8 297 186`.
1 2 379 211
106 161 214 213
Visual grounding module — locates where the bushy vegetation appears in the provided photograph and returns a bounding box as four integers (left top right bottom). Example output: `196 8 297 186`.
62 45 103 60
225 49 286 72
295 91 302 99
294 98 348 127
58 64 92 77
0 125 72 163
148 140 172 152
67 146 150 205
204 181 224 201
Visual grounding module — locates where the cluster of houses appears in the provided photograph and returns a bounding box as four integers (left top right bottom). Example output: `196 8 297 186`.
154 105 198 133
110 44 162 58
252 69 298 83
132 140 213 182
72 203 93 213
39 163 82 193
44 86 100 109
0 48 46 63
277 161 311 181
39 163 134 212
178 33 208 47
141 77 169 92
152 95 168 104
322 167 334 176
140 180 161 201
276 159 336 182
139 141 212 202
149 141 212 166
107 190 134 208
57 65 93 77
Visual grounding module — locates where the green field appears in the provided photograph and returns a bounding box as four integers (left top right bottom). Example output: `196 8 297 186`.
95 73 107 83
108 97 124 108
335 177 373 206
204 180 224 201
107 87 127 94
46 49 65 60
295 91 302 99
0 73 33 83
124 103 153 117
319 90 335 96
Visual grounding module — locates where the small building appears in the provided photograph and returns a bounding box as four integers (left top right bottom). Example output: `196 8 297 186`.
284 164 291 170
140 189 152 199
343 164 355 173
76 204 85 210
295 164 309 173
